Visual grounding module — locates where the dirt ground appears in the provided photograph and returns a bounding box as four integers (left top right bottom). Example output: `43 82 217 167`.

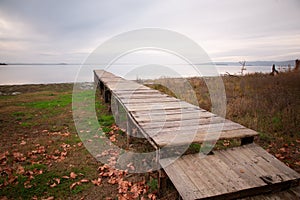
0 83 177 200
0 72 299 199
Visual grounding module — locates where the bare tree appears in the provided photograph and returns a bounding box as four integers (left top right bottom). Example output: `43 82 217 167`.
239 60 247 76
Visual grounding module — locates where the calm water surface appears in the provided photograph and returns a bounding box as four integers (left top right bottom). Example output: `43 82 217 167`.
0 64 274 85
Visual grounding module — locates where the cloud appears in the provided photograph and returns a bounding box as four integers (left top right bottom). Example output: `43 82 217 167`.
0 0 299 63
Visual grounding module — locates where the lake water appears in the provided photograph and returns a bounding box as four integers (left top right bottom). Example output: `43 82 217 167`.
0 64 275 85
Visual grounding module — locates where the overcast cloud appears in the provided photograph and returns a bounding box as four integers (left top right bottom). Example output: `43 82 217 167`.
0 0 299 63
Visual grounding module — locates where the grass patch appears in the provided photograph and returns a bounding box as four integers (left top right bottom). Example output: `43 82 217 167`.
98 115 114 127
148 178 158 192
21 93 72 109
25 163 47 171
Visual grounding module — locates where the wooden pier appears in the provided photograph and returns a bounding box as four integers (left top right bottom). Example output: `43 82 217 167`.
94 70 300 200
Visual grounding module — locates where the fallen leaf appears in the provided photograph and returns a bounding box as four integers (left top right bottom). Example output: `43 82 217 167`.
70 182 80 190
148 193 157 200
43 197 54 200
16 165 25 175
62 175 69 179
279 147 286 153
53 178 60 184
0 151 8 162
37 146 46 154
91 178 102 186
295 161 300 166
109 135 116 142
24 180 32 188
70 172 77 179
8 176 17 184
50 183 57 188
275 153 282 158
80 179 89 183
13 152 26 162
61 151 67 157
20 140 26 145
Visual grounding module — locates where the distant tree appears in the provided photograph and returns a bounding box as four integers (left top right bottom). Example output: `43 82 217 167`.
239 61 246 76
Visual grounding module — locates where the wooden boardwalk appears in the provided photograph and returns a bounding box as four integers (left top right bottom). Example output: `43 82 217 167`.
95 70 258 148
94 70 300 200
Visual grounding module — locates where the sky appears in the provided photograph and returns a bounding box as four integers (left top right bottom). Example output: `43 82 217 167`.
0 0 300 63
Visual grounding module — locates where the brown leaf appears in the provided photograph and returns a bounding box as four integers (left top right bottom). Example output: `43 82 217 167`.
70 182 80 190
24 180 32 188
70 172 77 179
37 146 46 154
13 152 26 162
61 151 67 157
50 182 57 188
16 165 25 175
62 175 69 179
43 197 54 200
91 178 102 186
53 178 60 184
295 161 300 166
109 135 116 142
8 176 17 184
0 151 8 162
148 193 157 200
275 153 282 158
279 147 286 153
80 179 89 183
20 140 26 145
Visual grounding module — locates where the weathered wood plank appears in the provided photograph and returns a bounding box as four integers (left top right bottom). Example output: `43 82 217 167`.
144 120 245 135
238 186 300 200
139 116 224 129
160 158 200 200
133 111 214 123
152 128 258 147
160 144 300 200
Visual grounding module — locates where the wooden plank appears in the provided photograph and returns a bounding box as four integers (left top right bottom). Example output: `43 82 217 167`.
249 144 300 180
125 102 198 112
160 144 300 200
179 155 220 197
239 186 300 200
114 89 160 95
160 158 201 200
144 121 245 136
152 128 258 147
133 111 214 123
139 116 224 129
132 107 206 116
117 93 170 99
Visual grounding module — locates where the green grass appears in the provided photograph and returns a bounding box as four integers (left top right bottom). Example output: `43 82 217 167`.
21 94 72 109
147 178 158 192
25 163 47 171
64 135 82 146
98 115 114 127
